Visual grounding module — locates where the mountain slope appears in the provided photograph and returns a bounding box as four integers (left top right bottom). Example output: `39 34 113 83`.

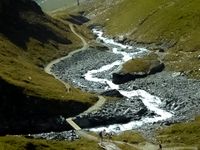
90 0 200 79
0 0 97 134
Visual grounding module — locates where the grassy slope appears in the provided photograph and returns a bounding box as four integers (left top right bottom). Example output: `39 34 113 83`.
93 0 200 79
87 0 200 146
112 131 145 144
0 3 96 104
35 0 76 12
0 136 100 150
157 117 200 148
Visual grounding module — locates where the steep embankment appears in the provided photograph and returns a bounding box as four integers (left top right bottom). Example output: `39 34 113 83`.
0 0 97 134
89 0 200 79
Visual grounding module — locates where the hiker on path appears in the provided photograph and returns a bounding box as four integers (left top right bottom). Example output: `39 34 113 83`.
106 131 114 141
158 142 162 150
99 129 106 143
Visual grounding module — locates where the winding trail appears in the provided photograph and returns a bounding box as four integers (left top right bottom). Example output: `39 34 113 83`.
44 23 89 92
43 22 198 150
44 22 107 131
50 23 119 150
81 96 106 115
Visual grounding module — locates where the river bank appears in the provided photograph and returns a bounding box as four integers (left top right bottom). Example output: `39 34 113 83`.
50 27 200 136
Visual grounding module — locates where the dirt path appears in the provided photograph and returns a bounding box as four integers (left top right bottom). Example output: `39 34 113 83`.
77 130 121 150
44 23 89 92
80 96 106 115
45 22 198 150
43 22 107 118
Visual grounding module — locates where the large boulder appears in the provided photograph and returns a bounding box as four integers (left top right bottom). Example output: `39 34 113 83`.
101 89 124 97
112 53 165 84
149 60 165 74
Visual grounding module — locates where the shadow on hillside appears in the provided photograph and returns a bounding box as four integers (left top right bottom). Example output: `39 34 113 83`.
0 13 72 49
0 78 91 135
66 14 90 25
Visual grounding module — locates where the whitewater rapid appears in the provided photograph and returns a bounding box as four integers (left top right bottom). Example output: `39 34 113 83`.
86 29 173 133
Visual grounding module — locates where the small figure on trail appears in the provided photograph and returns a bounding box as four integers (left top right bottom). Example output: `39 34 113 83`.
106 131 114 141
99 129 106 143
158 142 162 150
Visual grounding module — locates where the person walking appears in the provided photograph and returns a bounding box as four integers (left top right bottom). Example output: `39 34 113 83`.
107 131 114 141
158 141 162 150
99 129 106 143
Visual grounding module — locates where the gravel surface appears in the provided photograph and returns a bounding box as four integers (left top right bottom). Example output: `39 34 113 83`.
51 48 123 92
32 130 79 141
47 30 200 141
124 71 200 123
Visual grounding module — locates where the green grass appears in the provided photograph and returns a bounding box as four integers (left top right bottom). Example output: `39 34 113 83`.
90 0 200 79
0 136 100 150
36 0 77 12
0 1 99 126
112 131 145 144
0 5 97 104
157 117 200 148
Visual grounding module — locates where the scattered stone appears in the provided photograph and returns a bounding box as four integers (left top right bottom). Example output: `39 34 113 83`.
112 60 164 84
101 89 124 97
32 130 79 141
74 97 149 128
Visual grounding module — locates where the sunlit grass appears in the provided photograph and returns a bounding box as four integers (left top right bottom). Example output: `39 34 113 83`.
91 0 200 79
157 117 200 149
0 136 100 150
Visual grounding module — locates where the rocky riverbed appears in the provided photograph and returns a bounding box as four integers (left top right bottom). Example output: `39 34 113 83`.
125 71 200 124
38 28 200 141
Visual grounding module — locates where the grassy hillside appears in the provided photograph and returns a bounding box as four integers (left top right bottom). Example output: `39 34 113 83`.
0 136 99 150
35 0 77 12
0 0 97 134
0 0 97 103
83 0 200 146
157 117 200 148
0 11 95 103
91 0 200 79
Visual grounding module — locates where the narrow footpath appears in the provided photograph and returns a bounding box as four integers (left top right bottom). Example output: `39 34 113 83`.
45 22 198 150
44 23 89 92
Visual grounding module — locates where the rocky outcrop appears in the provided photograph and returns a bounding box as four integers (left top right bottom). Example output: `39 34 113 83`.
149 60 165 74
101 89 124 97
112 72 146 84
74 97 153 128
33 130 79 141
112 59 165 84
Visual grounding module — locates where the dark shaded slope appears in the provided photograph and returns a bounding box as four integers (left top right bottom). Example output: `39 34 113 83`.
0 0 96 134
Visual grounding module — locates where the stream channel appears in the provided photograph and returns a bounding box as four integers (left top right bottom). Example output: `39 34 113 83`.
33 27 200 140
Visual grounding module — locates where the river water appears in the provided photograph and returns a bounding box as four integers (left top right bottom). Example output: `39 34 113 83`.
83 29 173 133
32 26 200 140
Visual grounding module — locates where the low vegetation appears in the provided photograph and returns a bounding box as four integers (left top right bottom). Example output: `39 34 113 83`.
112 131 145 144
81 0 200 147
0 136 100 150
157 117 200 149
0 0 96 105
0 0 97 134
89 0 200 79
